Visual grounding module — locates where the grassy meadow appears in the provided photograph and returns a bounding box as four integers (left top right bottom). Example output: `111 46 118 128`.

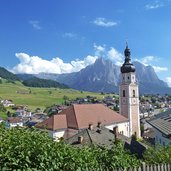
0 81 105 112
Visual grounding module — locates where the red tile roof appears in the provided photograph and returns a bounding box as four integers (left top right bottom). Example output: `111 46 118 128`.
37 104 128 131
7 117 22 123
36 114 67 131
60 104 128 129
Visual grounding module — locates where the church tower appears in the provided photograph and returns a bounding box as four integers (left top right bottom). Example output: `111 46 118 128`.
119 44 140 138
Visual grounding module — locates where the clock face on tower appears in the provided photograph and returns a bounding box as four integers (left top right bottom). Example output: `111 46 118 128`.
132 98 136 104
122 98 126 104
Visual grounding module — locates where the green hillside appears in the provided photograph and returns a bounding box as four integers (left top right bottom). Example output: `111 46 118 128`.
22 77 69 88
0 80 105 111
0 67 19 81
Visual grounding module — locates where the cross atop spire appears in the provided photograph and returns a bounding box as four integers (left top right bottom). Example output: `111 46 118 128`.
126 41 128 48
121 43 135 73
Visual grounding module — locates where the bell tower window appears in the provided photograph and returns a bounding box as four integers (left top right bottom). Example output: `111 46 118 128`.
133 90 135 97
123 90 125 97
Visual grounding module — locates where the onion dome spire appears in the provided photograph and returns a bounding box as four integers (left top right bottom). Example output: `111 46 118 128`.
121 43 135 73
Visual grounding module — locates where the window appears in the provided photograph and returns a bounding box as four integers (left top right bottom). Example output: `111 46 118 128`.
163 141 165 147
128 76 129 80
133 90 135 97
123 90 125 97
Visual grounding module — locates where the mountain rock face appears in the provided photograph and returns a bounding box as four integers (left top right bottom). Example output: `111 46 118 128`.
36 58 170 94
133 61 168 94
37 58 120 92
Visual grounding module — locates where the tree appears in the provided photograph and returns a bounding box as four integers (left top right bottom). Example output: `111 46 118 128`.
143 145 171 164
0 126 140 170
0 103 6 112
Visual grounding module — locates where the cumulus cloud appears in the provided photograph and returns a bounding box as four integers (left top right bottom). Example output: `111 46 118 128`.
166 77 171 87
145 0 171 10
93 17 117 27
152 66 168 72
63 32 77 39
29 20 41 30
136 55 168 73
12 53 98 74
93 44 123 65
12 44 168 77
94 44 106 57
140 56 156 65
107 48 123 66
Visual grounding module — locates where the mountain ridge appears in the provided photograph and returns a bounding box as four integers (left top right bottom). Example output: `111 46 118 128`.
1 58 170 94
35 58 170 94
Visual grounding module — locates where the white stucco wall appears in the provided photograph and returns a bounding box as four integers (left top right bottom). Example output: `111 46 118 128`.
48 130 65 141
105 121 130 137
7 122 23 128
154 128 171 147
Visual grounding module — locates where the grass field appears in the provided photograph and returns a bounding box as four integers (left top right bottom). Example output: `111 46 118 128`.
0 81 106 112
0 112 8 119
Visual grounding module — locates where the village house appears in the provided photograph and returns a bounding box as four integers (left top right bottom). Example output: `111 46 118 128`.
5 117 23 128
16 109 32 117
0 117 4 123
1 99 15 107
147 109 171 146
66 125 120 148
36 104 129 141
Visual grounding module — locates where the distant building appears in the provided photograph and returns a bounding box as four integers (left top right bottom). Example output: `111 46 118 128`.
1 99 15 107
16 109 32 117
5 117 23 128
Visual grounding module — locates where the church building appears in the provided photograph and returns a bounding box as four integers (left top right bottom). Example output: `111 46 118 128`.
36 44 141 141
119 44 141 138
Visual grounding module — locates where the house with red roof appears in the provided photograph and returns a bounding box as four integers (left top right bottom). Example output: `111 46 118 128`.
6 117 23 128
36 104 129 141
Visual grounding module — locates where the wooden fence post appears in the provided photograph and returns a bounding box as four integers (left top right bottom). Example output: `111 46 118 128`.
142 162 146 171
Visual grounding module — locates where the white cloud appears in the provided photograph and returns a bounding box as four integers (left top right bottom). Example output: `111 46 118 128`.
12 45 168 78
94 44 106 57
12 53 97 74
29 20 41 30
152 66 168 72
93 44 123 65
136 55 168 73
93 17 117 27
107 48 123 66
141 56 156 65
166 77 171 87
146 0 164 10
63 32 77 39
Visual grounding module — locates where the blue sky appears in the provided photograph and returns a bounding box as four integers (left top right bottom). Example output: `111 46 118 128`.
0 0 171 86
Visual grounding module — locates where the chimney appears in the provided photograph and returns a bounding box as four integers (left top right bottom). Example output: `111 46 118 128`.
97 129 101 134
89 123 93 130
113 126 118 139
78 136 83 144
97 121 102 128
